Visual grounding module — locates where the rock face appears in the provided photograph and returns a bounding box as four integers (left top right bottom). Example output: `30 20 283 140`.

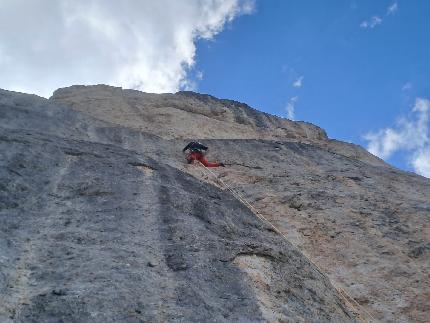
51 85 328 142
1 85 429 322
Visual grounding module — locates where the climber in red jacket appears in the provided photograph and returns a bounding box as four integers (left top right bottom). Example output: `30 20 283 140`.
182 141 225 167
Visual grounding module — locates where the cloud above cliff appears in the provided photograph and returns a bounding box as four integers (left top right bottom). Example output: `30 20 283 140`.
387 2 398 15
360 16 382 29
364 98 430 177
285 96 298 120
0 0 254 97
293 76 303 88
359 2 398 29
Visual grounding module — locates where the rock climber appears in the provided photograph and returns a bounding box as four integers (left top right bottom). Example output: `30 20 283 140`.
182 141 225 167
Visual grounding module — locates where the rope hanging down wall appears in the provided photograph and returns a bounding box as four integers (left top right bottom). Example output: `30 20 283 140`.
193 162 378 323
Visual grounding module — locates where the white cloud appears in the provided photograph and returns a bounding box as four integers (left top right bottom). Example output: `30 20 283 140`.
360 3 398 30
412 149 430 177
196 70 204 81
360 21 369 28
360 16 382 29
387 2 398 15
402 82 412 91
293 76 304 88
285 96 298 120
0 0 254 98
364 98 430 177
365 128 402 159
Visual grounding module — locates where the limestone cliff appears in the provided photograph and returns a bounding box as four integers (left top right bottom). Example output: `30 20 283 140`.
1 85 429 322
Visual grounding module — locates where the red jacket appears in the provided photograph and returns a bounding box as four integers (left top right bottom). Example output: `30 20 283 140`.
186 151 222 168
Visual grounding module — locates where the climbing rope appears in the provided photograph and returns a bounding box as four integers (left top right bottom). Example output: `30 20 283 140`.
193 162 378 323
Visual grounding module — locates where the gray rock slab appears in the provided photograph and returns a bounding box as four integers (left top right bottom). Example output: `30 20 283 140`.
0 89 356 322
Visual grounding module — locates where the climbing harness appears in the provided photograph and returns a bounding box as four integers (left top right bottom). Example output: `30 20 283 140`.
193 162 378 323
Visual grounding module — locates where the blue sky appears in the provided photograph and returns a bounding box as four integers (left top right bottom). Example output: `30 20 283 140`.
193 0 430 176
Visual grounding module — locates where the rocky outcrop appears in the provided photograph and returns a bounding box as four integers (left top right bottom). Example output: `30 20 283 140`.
51 85 328 142
0 89 356 322
1 85 429 322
